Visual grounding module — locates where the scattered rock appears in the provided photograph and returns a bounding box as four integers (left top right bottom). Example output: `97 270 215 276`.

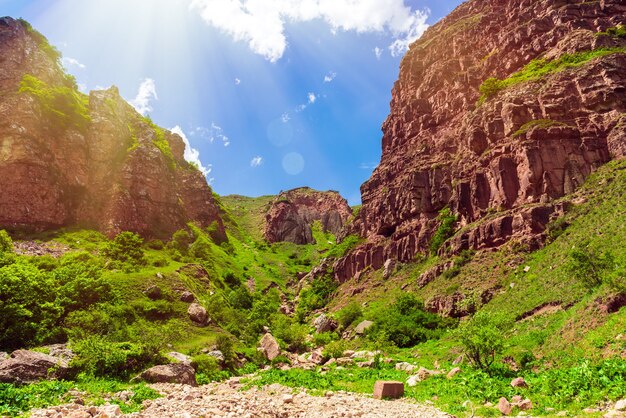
336 357 354 366
446 367 461 379
282 394 294 404
498 397 512 415
511 377 528 388
395 362 417 372
167 352 192 365
259 333 281 361
0 350 69 383
373 381 404 400
517 398 533 411
383 259 397 279
43 344 74 362
207 350 225 363
187 303 209 326
144 285 162 300
615 399 626 411
139 364 197 386
354 320 374 335
180 291 195 303
416 367 441 381
452 354 464 365
406 375 420 387
313 314 337 333
310 349 325 365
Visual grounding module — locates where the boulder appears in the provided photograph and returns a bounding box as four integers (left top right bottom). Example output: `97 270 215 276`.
180 291 195 302
313 314 337 333
259 333 281 361
518 398 533 411
498 397 512 415
354 320 374 335
310 349 324 365
0 350 70 383
187 303 209 326
615 399 626 411
383 259 396 279
139 363 196 386
416 366 441 381
373 381 404 399
406 375 420 387
395 362 417 372
144 285 162 300
511 377 528 388
44 344 74 361
207 350 225 363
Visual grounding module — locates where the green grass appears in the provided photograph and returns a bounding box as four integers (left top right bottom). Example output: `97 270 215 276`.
19 74 91 131
478 47 626 104
597 25 626 38
512 119 569 137
0 378 160 417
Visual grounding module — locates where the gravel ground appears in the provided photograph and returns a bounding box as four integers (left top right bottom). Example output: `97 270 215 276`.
30 379 452 418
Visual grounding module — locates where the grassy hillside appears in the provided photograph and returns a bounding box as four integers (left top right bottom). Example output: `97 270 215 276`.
1 164 626 417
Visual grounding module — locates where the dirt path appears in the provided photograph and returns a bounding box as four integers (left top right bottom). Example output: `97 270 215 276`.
30 380 452 418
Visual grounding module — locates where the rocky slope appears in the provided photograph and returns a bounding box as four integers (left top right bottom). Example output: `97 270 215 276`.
0 17 224 239
264 187 352 245
335 0 626 281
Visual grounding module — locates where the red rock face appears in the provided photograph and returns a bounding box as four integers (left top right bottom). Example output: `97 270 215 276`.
336 0 626 281
0 17 224 239
264 187 352 245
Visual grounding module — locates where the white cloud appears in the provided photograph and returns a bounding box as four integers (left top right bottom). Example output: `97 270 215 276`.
190 0 430 62
62 57 86 69
129 78 158 116
374 46 382 60
324 71 336 83
250 156 263 167
170 125 212 176
389 9 429 57
235 78 241 85
281 113 290 123
308 92 316 104
192 124 231 147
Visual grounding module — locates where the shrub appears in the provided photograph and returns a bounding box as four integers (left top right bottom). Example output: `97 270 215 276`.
336 302 363 330
296 275 338 321
145 239 165 250
430 208 457 255
0 230 12 253
169 229 193 254
70 336 161 379
323 339 350 359
271 314 310 353
454 311 512 372
19 74 91 131
189 235 213 260
568 243 614 288
313 332 339 347
228 287 253 310
368 294 455 348
103 232 146 269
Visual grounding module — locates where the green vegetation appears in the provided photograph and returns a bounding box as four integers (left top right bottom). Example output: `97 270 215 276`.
454 312 511 371
429 207 457 255
512 119 568 137
478 47 626 104
597 25 626 38
367 294 456 348
19 74 91 131
142 116 176 169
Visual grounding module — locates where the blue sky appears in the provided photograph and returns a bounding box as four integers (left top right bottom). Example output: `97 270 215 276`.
1 0 464 205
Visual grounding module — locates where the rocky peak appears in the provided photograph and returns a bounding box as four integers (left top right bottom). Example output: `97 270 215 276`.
0 17 225 239
335 0 626 281
264 187 352 245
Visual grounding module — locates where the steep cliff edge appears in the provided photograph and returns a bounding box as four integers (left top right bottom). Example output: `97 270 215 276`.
335 0 626 281
264 188 352 245
0 17 224 239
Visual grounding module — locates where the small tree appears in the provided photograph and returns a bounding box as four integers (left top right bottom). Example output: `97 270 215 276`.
103 231 146 267
568 243 614 288
454 311 511 372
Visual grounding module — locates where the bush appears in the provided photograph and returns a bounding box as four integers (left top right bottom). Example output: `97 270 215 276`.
568 244 614 288
454 311 512 372
70 336 161 379
271 314 310 353
323 339 350 359
0 230 12 253
103 232 146 269
336 302 363 330
368 294 455 348
169 229 192 254
296 275 338 321
313 332 339 347
430 208 457 255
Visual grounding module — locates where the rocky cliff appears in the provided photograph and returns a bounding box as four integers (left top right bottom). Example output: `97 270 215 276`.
264 188 352 245
335 0 626 282
0 17 225 239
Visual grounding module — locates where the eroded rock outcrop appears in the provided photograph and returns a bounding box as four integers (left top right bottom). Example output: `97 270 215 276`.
264 187 352 245
0 17 224 239
336 0 626 282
